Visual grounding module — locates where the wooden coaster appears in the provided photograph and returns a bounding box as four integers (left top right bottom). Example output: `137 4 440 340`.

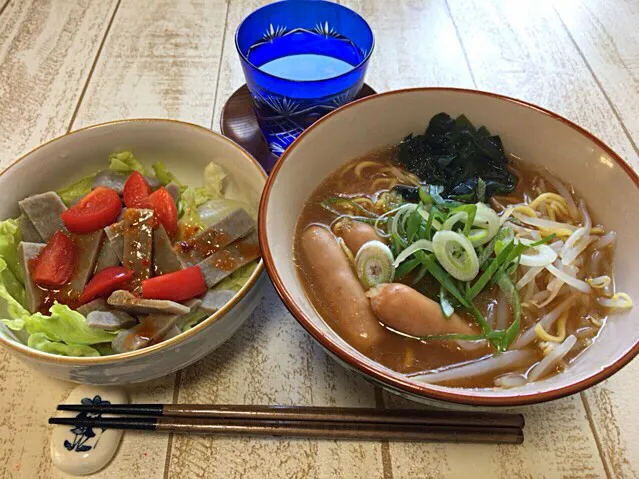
220 83 377 173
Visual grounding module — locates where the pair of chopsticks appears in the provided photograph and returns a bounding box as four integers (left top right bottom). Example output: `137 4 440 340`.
50 404 524 444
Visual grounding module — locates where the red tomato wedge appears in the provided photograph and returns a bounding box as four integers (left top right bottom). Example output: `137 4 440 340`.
61 187 122 234
141 266 207 302
79 266 135 304
149 187 178 237
123 171 152 208
33 231 77 287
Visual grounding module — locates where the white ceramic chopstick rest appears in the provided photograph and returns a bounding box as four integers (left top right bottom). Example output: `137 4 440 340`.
50 385 128 476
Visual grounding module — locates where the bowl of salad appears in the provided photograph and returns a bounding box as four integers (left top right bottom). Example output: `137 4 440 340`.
0 119 267 384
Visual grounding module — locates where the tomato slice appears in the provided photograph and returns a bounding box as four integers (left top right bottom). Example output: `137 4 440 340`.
141 266 207 302
123 171 152 208
149 187 178 237
33 231 77 287
61 187 122 234
79 266 134 304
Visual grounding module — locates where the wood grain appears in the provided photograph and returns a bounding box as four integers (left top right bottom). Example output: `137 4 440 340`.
0 0 118 168
167 283 384 479
445 1 639 477
341 0 474 91
210 0 271 132
446 0 638 167
552 2 639 476
2 0 639 477
0 1 118 477
72 0 228 129
0 0 228 477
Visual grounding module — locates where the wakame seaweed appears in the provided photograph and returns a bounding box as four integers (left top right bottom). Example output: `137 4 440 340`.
396 113 518 201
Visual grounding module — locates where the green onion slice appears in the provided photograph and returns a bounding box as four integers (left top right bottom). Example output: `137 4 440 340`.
440 285 455 318
432 230 480 281
355 240 396 290
392 239 434 268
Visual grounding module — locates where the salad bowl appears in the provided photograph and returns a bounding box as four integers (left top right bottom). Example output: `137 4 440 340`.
0 119 266 384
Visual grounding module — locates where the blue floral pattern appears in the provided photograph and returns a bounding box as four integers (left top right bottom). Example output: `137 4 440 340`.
63 395 111 453
246 23 366 155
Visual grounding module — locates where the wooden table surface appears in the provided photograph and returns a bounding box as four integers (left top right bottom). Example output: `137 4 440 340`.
1 0 638 477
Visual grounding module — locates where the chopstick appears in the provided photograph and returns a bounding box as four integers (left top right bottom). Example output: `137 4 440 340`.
50 404 524 444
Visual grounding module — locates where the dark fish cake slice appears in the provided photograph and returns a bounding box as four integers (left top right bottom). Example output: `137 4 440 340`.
165 182 180 202
18 242 45 312
19 214 43 243
93 170 161 195
153 225 182 276
104 221 124 262
19 192 67 241
76 298 108 316
86 310 137 331
196 231 260 288
107 290 190 315
122 209 154 290
111 299 200 353
68 231 103 292
197 289 236 314
175 208 255 266
94 240 121 273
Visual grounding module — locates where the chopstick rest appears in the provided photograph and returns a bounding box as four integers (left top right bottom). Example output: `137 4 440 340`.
50 385 128 476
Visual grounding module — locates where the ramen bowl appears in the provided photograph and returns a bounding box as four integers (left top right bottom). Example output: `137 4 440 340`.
0 119 267 385
259 87 639 407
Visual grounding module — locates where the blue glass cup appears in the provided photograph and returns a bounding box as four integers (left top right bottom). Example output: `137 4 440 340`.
235 0 374 159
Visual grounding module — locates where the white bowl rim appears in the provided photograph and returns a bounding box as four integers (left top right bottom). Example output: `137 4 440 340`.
259 86 639 407
0 118 266 365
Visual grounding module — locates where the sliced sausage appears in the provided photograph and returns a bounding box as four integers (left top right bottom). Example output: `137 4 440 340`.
333 219 385 254
299 225 384 352
368 283 478 337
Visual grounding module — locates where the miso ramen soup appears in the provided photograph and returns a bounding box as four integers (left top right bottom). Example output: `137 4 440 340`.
293 113 631 389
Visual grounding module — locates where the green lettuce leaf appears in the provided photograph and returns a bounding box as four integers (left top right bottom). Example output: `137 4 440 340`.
197 199 256 227
2 302 117 347
0 258 29 323
203 162 227 199
28 333 100 357
0 218 23 283
1 261 25 308
177 187 207 238
56 174 96 206
180 311 208 332
214 261 258 292
109 151 148 175
152 161 181 187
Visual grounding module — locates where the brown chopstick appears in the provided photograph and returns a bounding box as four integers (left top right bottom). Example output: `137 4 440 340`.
51 404 524 444
56 403 524 429
49 416 523 444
